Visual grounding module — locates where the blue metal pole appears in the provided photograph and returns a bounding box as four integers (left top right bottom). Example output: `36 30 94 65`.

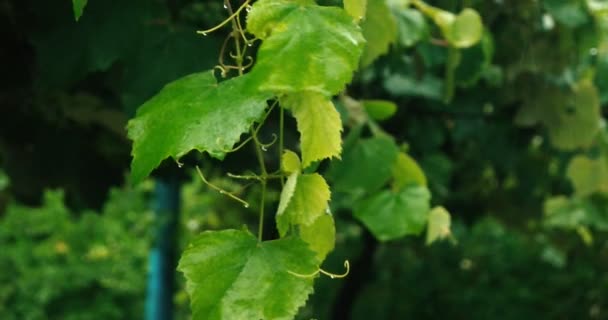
146 177 181 320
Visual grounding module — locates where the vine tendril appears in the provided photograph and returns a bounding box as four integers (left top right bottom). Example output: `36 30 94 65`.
288 260 350 279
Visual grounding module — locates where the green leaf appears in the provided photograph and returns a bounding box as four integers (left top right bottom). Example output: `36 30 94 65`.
566 155 608 197
329 137 399 195
72 0 88 21
360 0 398 67
354 185 431 241
247 0 365 95
344 0 368 21
447 9 483 48
544 196 608 231
282 150 301 174
392 152 427 189
277 173 331 236
127 71 272 183
394 8 428 47
178 230 319 320
515 79 601 150
544 0 589 28
425 206 451 245
300 214 336 261
282 92 343 168
362 100 397 120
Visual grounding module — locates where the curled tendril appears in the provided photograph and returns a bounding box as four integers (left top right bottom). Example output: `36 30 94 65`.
220 136 253 153
288 260 350 279
196 166 250 208
196 0 251 36
259 134 278 150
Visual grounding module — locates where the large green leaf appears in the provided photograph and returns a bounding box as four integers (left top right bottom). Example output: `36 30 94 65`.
277 173 331 236
178 230 319 320
354 185 431 241
282 92 343 168
127 71 272 183
329 136 399 195
247 0 365 95
360 0 398 67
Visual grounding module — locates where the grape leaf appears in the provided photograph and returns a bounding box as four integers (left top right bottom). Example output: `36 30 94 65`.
282 92 343 168
362 100 397 121
344 0 368 21
282 150 301 174
448 9 483 48
72 0 88 21
515 79 600 150
566 155 608 197
178 230 319 320
394 8 428 47
277 173 331 236
360 0 397 67
425 206 451 245
127 71 272 183
354 185 430 241
392 152 427 189
247 0 365 95
300 214 336 261
329 136 399 195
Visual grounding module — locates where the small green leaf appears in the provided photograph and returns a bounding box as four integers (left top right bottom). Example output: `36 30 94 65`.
425 206 451 245
300 214 336 261
515 79 601 150
282 150 301 174
360 0 398 67
354 185 431 241
362 100 397 121
127 71 272 184
178 230 318 320
277 173 331 236
394 8 428 47
72 0 88 21
392 152 427 189
282 92 343 168
329 136 399 195
566 155 608 197
447 9 483 48
344 0 368 21
247 0 365 95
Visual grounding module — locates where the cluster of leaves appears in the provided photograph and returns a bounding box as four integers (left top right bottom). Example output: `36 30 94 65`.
0 186 154 319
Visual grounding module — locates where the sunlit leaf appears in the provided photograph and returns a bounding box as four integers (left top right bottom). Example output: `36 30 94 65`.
276 173 331 236
362 100 397 120
300 214 336 261
178 230 318 320
392 152 427 189
425 206 451 245
282 92 343 168
344 0 368 21
247 0 365 95
566 155 608 197
282 150 301 174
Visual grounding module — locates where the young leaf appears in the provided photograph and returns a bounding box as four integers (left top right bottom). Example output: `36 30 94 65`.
300 214 336 261
178 230 319 320
282 150 302 174
247 0 365 95
566 155 608 197
276 173 331 236
127 71 272 184
354 185 430 241
72 0 88 21
447 9 483 48
344 0 368 22
282 92 343 168
392 152 427 189
360 0 398 67
362 100 397 121
425 206 452 245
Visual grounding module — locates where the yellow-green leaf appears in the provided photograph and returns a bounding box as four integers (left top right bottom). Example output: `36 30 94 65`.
282 92 343 168
360 0 398 67
426 206 452 245
362 99 397 120
300 214 336 261
392 152 427 189
282 150 302 174
276 173 331 236
345 0 368 21
448 9 483 48
566 155 608 197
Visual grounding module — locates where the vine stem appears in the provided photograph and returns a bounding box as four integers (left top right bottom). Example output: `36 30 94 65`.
251 128 268 242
